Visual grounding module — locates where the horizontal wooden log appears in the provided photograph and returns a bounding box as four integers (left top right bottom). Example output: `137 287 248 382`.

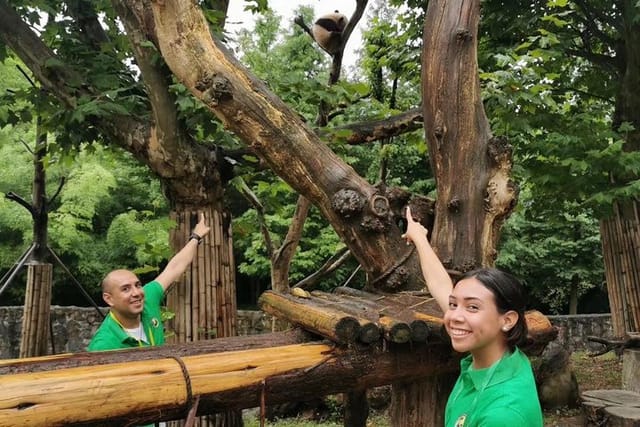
379 316 411 344
310 290 433 343
307 291 381 343
0 340 460 426
0 329 314 375
357 319 382 343
409 319 430 342
259 291 361 344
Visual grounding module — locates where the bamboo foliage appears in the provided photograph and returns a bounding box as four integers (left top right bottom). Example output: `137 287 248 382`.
19 263 52 358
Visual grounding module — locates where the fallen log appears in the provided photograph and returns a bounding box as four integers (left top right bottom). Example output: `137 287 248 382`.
0 340 459 426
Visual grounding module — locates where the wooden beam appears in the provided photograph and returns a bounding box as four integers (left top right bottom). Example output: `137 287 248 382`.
258 291 361 344
0 340 459 426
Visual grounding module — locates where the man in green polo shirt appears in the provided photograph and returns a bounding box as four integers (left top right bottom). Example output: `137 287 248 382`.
88 213 210 351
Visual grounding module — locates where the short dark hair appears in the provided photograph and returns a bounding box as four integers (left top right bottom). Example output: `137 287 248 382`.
456 268 528 350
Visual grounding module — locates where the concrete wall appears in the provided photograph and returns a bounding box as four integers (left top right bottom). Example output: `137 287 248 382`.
0 307 612 359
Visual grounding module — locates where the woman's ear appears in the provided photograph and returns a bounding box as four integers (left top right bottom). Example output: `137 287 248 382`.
501 310 519 332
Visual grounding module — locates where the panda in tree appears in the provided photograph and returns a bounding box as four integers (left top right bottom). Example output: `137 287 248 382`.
312 10 349 55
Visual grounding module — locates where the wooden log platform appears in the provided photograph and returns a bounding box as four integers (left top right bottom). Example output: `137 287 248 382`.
581 389 640 426
259 288 557 354
0 288 557 426
0 337 460 426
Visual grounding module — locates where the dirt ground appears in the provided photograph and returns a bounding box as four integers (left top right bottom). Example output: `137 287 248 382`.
543 351 623 427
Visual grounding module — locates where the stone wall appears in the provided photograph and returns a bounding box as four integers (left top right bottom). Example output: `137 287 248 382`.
0 306 274 359
0 307 612 359
547 313 613 353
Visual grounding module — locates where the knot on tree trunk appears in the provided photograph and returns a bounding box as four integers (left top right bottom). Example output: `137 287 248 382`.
195 72 232 106
487 136 512 165
385 266 410 290
447 197 460 213
455 28 473 42
369 194 389 218
332 189 365 218
360 194 391 233
360 216 387 233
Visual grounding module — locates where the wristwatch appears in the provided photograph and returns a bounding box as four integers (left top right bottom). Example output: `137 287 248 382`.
189 232 203 245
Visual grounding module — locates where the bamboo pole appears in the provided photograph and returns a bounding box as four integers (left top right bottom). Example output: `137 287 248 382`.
622 213 640 332
19 263 52 358
601 217 625 336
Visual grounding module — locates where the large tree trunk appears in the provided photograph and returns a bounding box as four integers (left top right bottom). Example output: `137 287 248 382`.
166 205 237 343
148 0 425 293
601 0 640 338
390 0 519 425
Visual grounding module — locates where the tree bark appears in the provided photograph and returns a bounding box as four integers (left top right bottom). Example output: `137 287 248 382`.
421 0 517 272
622 348 640 393
390 0 520 425
344 390 369 427
147 0 425 292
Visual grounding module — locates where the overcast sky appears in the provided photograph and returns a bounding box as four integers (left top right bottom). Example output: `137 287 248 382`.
225 0 365 68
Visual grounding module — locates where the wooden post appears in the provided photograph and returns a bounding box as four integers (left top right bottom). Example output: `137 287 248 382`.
622 348 640 393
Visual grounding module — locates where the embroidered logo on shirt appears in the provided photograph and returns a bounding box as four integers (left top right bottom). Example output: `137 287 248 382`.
455 414 467 427
151 318 159 328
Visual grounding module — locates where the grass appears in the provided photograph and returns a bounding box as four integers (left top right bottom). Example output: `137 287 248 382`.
243 412 390 427
243 351 622 426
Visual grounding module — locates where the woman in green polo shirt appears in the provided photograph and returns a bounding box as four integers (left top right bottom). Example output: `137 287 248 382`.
403 207 543 427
